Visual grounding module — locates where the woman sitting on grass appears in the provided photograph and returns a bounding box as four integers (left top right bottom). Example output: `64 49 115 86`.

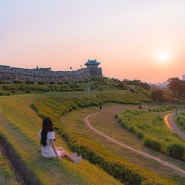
38 117 82 164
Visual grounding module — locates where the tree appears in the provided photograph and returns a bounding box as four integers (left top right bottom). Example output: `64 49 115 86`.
151 90 163 101
123 79 150 90
167 77 185 101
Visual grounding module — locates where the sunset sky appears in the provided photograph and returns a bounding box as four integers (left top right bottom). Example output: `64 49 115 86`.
1 0 185 83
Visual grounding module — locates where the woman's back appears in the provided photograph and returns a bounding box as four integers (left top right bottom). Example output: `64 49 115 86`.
38 130 56 158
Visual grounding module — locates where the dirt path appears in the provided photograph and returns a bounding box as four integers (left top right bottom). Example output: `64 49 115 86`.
84 107 185 175
164 113 185 140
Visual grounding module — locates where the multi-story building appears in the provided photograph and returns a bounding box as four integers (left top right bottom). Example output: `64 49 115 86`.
0 59 102 84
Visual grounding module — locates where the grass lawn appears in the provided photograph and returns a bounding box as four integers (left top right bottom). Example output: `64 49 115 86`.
0 94 123 185
0 146 21 185
60 104 185 185
0 92 184 184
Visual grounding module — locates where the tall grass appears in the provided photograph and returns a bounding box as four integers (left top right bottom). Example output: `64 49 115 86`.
151 105 174 112
32 90 151 122
30 92 178 185
177 112 185 132
0 94 124 185
116 110 185 160
0 149 21 185
0 83 84 95
55 126 176 185
0 91 181 184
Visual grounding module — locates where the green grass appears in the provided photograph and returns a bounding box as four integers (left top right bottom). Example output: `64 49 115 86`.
150 104 174 112
0 91 184 184
30 92 180 184
116 109 185 159
56 105 185 185
0 83 84 95
31 90 151 122
0 149 21 185
176 112 185 133
0 94 123 185
63 104 185 184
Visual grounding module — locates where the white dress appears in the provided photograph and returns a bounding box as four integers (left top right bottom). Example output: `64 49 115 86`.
38 130 61 158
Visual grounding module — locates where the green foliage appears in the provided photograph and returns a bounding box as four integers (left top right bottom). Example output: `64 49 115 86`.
0 152 21 185
38 81 46 85
0 80 6 84
0 84 84 95
116 110 185 159
129 88 135 93
1 93 180 184
32 91 151 122
31 93 180 184
55 127 175 185
144 138 162 151
168 144 185 159
0 90 11 96
13 80 23 84
0 95 125 185
90 77 128 90
0 78 152 98
25 80 34 84
177 112 185 132
151 105 174 112
49 81 55 85
124 79 150 90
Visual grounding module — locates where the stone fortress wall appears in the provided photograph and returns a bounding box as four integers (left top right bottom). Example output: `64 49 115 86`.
0 59 102 84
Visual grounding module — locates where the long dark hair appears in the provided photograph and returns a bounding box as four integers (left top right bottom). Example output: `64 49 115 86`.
41 117 54 147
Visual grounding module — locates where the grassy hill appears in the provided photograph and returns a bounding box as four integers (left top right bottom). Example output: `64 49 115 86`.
0 82 184 184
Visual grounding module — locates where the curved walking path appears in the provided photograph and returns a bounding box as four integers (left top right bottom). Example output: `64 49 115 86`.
84 107 185 175
164 113 185 140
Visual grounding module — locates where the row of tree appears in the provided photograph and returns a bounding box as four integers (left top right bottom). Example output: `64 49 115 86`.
167 77 185 101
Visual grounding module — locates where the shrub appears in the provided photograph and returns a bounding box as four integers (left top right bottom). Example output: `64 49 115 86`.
177 115 185 129
10 90 16 94
129 88 135 93
54 127 176 185
151 105 174 112
57 128 142 185
25 80 34 84
13 80 22 84
144 139 161 151
167 144 185 159
0 80 6 84
25 89 31 93
137 132 144 140
49 81 55 85
38 81 46 85
0 90 5 96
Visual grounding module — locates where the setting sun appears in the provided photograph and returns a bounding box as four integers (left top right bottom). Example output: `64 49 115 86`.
158 53 168 61
1 1 185 83
155 51 170 65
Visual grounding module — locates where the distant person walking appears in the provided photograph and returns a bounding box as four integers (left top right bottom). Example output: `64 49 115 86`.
99 103 102 111
38 117 82 164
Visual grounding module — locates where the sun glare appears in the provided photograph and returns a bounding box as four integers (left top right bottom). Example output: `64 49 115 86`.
155 51 170 65
158 53 168 61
